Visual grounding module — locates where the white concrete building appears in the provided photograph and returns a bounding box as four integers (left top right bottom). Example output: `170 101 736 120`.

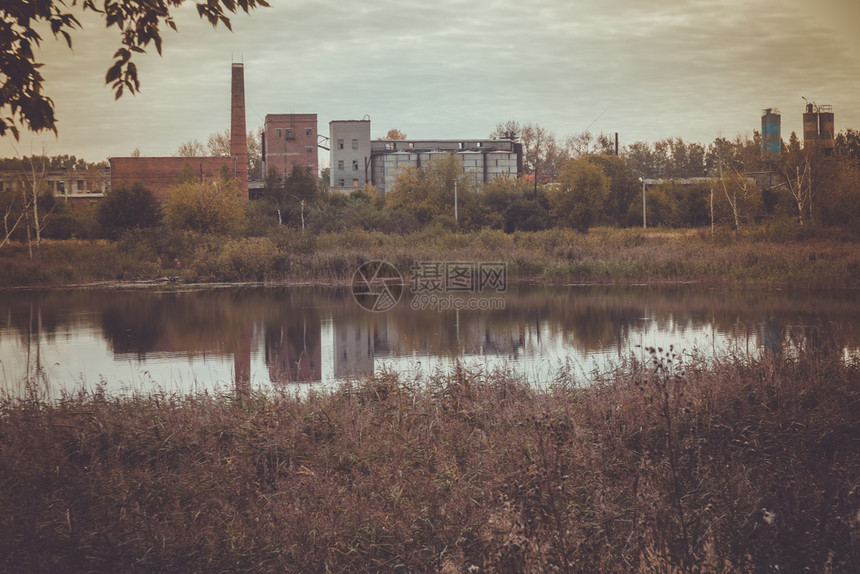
329 120 372 192
329 120 522 194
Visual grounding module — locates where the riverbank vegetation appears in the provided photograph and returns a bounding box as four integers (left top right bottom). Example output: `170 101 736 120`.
1 224 859 289
1 348 857 571
2 127 859 289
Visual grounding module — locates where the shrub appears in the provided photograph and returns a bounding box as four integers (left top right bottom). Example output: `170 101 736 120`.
96 181 161 239
163 179 246 235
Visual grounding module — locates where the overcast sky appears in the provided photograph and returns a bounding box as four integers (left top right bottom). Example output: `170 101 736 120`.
3 0 859 165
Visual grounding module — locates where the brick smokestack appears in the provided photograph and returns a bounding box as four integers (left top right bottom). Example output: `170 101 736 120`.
231 63 249 200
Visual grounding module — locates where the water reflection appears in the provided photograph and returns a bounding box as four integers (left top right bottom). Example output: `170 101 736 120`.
1 285 857 398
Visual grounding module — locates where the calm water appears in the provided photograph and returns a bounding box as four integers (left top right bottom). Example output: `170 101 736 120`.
1 285 858 398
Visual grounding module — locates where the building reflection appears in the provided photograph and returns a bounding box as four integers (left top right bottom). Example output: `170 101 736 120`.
2 286 859 397
333 317 390 379
264 312 321 383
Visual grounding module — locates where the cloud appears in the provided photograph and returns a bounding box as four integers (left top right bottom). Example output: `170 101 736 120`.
2 0 858 161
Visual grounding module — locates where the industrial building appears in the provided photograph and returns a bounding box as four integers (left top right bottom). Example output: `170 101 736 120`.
328 120 372 191
109 63 250 201
802 102 835 155
329 120 523 194
0 165 109 208
262 113 319 180
761 108 781 160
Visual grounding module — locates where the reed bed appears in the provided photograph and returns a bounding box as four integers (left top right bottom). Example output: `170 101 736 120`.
1 349 857 572
1 226 859 289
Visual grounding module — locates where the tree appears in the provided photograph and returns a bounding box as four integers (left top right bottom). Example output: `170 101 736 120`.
1 177 30 250
176 127 263 179
385 154 483 229
492 121 559 179
11 155 55 256
588 154 639 226
480 176 549 232
712 138 761 229
176 140 206 158
817 156 860 227
565 131 616 159
96 181 161 239
776 132 825 225
548 157 610 232
0 0 270 138
164 178 246 235
835 128 860 164
383 129 407 140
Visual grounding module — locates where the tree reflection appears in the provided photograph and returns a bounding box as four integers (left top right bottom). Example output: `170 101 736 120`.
1 286 858 393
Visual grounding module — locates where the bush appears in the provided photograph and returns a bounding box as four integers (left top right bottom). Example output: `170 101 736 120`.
164 179 246 235
96 181 162 239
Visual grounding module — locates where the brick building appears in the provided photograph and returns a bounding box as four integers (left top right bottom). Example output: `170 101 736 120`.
109 63 250 201
109 157 238 202
262 114 318 180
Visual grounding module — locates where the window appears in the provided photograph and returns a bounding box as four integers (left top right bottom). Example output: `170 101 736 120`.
352 179 359 187
286 128 293 139
277 129 282 138
352 138 358 150
56 181 65 194
77 180 86 191
352 160 359 170
338 160 344 170
305 146 313 154
338 139 344 150
305 128 312 136
338 179 345 187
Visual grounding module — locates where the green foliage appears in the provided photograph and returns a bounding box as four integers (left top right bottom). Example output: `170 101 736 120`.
385 153 485 229
480 176 549 232
96 181 161 239
164 179 246 235
0 0 270 138
589 154 639 226
549 157 610 232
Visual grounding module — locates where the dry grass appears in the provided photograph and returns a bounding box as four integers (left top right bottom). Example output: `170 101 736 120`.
1 349 858 572
1 225 859 288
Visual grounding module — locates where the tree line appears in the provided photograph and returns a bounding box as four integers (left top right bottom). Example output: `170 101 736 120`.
2 123 860 246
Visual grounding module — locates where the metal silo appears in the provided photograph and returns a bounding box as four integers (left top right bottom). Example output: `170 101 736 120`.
818 105 835 155
761 108 781 160
803 103 819 144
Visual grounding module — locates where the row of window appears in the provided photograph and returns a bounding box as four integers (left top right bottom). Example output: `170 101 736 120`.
0 180 102 193
336 160 361 170
337 178 361 187
337 139 360 150
275 128 314 139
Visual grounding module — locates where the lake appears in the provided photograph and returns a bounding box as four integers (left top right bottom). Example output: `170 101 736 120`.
1 285 858 399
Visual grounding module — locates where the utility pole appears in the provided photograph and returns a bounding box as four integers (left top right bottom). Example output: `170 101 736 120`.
454 179 458 224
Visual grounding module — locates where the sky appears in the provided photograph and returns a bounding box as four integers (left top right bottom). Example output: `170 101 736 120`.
3 0 860 165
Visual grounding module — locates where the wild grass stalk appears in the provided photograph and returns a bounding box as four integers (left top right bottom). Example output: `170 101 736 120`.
1 351 857 571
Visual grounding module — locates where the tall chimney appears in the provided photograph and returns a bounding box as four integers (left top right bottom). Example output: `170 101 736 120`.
231 63 249 200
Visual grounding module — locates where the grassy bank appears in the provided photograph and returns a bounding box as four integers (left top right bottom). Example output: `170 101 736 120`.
1 351 858 572
1 225 859 289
